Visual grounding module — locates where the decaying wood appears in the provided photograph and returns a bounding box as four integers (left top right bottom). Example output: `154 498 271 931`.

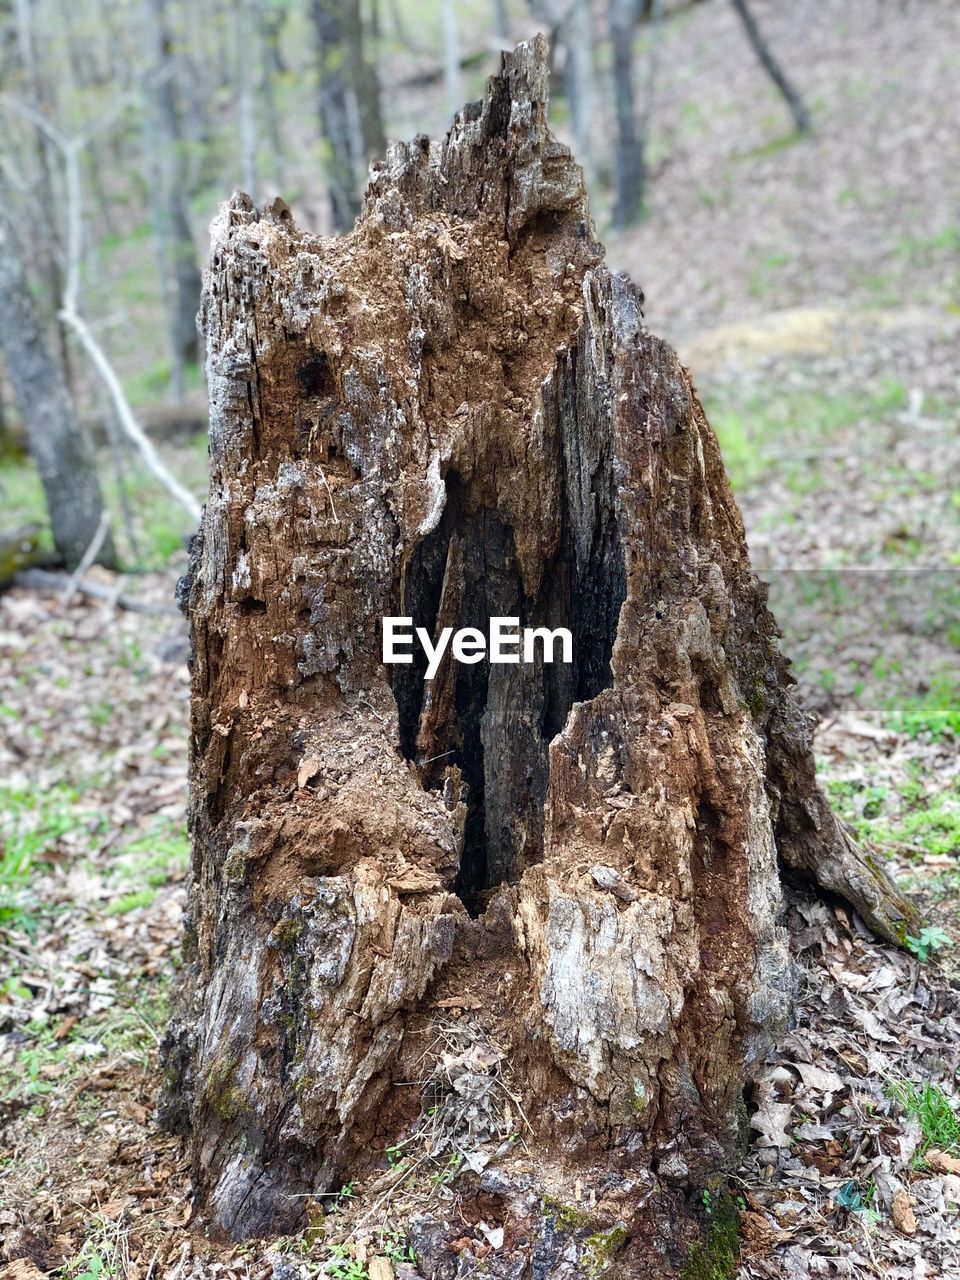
163 38 918 1274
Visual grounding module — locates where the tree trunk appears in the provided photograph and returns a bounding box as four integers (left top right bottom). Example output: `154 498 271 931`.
12 0 74 386
237 0 259 201
163 38 917 1272
142 0 203 398
730 0 811 134
441 0 462 120
257 0 287 189
310 0 384 233
563 0 596 189
609 0 642 226
0 209 116 570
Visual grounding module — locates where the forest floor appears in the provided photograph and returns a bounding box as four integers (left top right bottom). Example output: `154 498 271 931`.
2 0 959 1277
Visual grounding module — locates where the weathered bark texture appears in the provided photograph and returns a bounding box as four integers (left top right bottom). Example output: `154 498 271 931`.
0 209 116 570
165 39 918 1275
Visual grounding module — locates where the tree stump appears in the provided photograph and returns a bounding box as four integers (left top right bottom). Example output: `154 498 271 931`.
163 37 918 1273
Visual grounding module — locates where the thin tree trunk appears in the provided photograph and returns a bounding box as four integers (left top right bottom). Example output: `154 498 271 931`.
0 209 115 570
609 0 640 226
730 0 811 133
162 41 917 1269
311 0 361 230
441 0 462 119
493 0 510 42
564 0 595 188
257 0 287 188
12 0 73 385
345 0 386 159
142 0 203 400
238 0 258 199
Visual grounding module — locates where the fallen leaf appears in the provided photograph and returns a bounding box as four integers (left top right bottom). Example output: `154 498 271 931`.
53 1015 77 1041
478 1222 504 1249
297 755 322 789
739 1209 775 1253
792 1062 843 1094
751 1070 794 1149
445 1236 474 1255
0 1261 46 1279
892 1189 917 1236
926 1149 960 1175
388 867 442 894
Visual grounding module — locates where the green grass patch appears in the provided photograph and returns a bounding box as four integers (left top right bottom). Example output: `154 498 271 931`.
887 677 960 740
825 771 960 858
706 382 910 492
105 888 157 915
888 1079 960 1155
0 428 206 571
0 785 92 933
0 454 49 544
114 814 190 888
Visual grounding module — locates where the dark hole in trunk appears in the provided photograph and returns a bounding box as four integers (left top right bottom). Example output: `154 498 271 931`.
391 442 625 914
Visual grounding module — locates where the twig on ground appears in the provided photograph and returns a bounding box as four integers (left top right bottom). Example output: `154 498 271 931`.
61 510 112 605
13 568 180 616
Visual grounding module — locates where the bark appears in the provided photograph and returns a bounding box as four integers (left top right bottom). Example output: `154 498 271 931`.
0 209 115 570
730 0 811 135
163 38 918 1273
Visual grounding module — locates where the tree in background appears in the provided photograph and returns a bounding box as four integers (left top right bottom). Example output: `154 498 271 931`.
142 0 203 401
310 0 385 232
11 0 73 383
730 0 811 135
609 0 666 227
0 206 115 569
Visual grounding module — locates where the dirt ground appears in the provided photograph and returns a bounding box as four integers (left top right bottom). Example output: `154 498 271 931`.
1 0 959 1276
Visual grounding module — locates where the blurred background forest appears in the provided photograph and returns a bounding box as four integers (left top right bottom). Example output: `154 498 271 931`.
0 1 959 1277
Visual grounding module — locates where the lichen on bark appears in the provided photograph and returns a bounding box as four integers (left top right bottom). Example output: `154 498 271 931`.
163 36 919 1273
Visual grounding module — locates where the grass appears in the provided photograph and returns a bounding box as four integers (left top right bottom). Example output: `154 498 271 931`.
706 379 911 493
0 972 172 1119
105 888 158 915
888 1078 960 1155
824 771 960 859
0 430 206 570
0 453 52 552
113 815 190 888
0 784 92 932
886 676 960 740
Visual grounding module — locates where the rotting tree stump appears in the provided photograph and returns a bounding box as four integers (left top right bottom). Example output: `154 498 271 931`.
162 37 919 1275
